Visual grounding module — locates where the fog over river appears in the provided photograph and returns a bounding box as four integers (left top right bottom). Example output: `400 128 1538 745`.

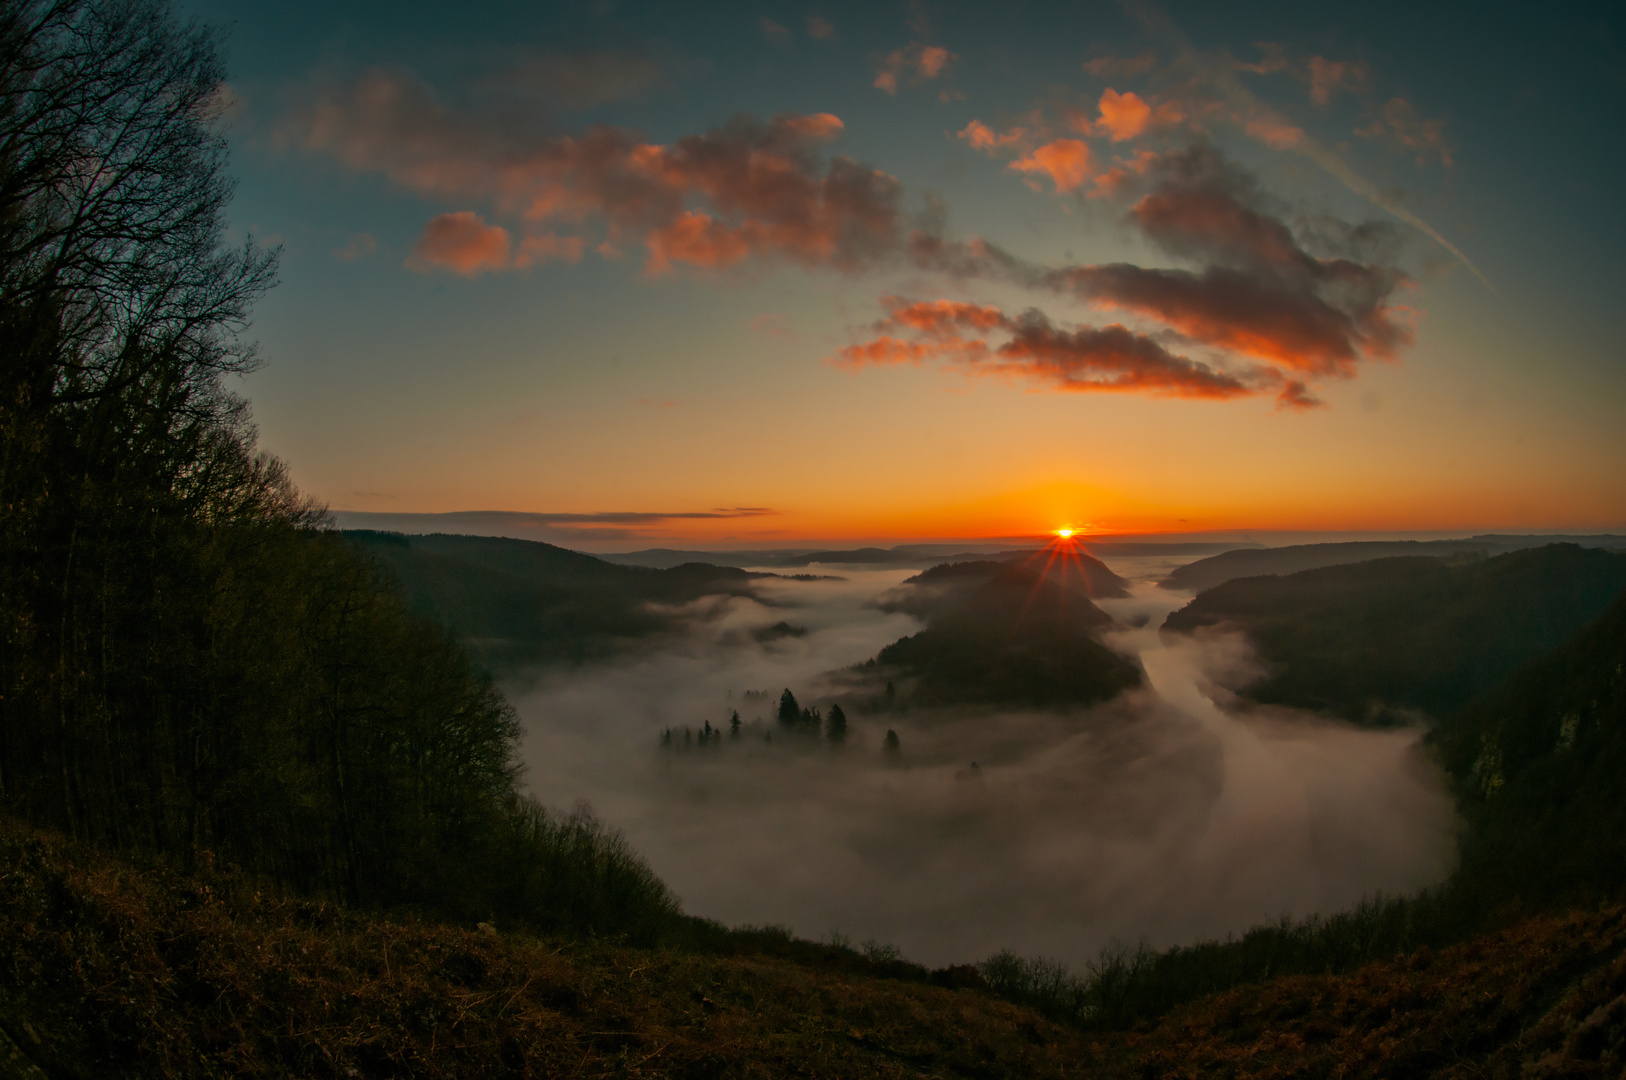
510 554 1458 967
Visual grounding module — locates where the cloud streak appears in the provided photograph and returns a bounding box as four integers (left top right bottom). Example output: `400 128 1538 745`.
330 508 779 542
832 295 1317 405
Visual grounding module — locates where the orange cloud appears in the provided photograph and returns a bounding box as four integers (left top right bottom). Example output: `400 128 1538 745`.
957 119 1027 153
829 335 934 369
874 42 958 94
1009 138 1093 192
644 210 751 274
286 71 902 276
806 15 836 40
910 146 1415 385
408 211 511 275
408 213 583 274
1089 149 1161 199
1052 148 1413 377
835 296 1262 400
1096 88 1153 141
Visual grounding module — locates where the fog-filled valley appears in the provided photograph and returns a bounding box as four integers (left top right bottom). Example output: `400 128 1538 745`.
8 1 1626 1072
509 554 1458 966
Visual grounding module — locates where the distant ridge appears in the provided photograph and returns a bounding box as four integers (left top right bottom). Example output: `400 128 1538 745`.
1161 534 1626 593
1162 544 1626 725
603 541 1256 570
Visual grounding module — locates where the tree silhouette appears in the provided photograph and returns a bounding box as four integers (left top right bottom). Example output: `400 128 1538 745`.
827 704 849 745
777 689 801 727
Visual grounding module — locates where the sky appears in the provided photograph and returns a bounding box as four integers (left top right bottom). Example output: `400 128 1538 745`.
181 0 1626 549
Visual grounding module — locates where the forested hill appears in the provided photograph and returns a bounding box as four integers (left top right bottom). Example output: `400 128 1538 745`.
866 560 1141 708
1162 544 1626 725
344 531 768 669
1159 539 1496 592
1161 534 1626 593
1432 587 1626 908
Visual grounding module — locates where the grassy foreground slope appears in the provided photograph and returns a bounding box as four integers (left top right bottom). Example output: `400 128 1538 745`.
1162 544 1626 725
4 817 1626 1078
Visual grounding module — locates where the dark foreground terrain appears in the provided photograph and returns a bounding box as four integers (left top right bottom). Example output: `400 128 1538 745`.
2 817 1625 1079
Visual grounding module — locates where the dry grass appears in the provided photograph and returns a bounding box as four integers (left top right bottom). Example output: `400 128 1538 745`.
2 817 1625 1078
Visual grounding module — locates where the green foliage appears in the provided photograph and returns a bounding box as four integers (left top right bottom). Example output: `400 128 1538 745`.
1164 545 1626 725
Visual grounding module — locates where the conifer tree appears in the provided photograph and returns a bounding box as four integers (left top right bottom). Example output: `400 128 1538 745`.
777 688 801 727
827 704 849 745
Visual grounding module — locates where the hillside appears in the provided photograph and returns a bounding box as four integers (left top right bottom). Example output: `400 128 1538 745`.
1161 544 1626 725
1159 539 1497 592
1162 534 1626 593
3 816 1625 1078
1431 587 1626 908
345 531 767 669
867 560 1140 708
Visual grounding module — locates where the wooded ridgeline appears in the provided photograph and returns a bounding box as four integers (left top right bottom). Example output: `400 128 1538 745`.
0 0 676 940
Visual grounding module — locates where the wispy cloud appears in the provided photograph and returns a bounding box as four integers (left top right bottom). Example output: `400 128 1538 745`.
281 71 902 277
873 42 957 94
831 295 1314 405
330 508 780 542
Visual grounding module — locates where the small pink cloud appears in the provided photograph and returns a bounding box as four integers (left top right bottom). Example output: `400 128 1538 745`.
874 42 958 94
806 15 835 39
958 119 1026 153
408 211 510 275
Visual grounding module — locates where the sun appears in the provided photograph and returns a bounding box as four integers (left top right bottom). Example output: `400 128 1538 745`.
1055 527 1075 538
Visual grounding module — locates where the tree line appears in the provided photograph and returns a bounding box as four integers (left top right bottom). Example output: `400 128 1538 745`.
0 0 674 941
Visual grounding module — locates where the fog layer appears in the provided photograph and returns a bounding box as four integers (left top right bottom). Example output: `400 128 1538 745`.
511 557 1458 967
